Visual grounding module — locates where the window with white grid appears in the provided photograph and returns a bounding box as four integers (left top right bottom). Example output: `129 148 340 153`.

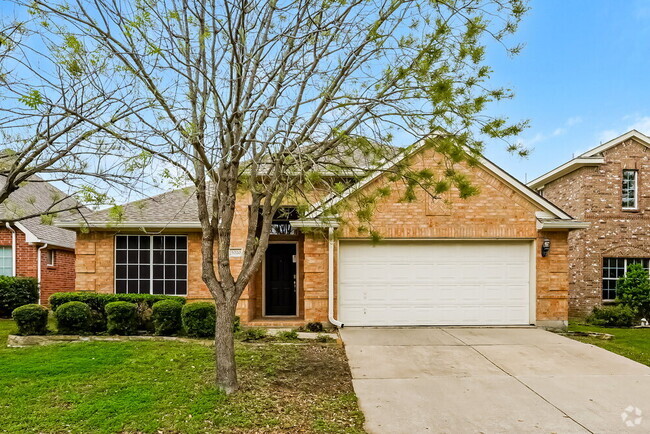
622 170 638 209
115 235 187 295
0 247 12 276
602 257 649 300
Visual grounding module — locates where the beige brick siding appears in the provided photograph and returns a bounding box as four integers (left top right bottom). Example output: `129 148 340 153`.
74 146 570 325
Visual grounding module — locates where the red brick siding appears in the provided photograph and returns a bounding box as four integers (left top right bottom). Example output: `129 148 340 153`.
542 138 650 317
0 227 76 305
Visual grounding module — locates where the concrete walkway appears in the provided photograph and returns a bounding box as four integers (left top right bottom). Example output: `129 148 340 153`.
340 327 650 433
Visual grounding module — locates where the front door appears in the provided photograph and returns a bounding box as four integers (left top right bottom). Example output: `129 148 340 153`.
265 243 297 316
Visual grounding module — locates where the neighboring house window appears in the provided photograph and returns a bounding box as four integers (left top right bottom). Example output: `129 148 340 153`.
47 250 55 266
622 169 638 209
602 258 649 300
0 246 12 276
115 235 188 295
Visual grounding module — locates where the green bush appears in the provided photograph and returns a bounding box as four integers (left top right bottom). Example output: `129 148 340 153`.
276 329 299 341
305 322 324 333
181 302 216 338
236 327 268 341
50 292 185 332
12 304 49 335
0 276 39 318
233 315 241 333
152 300 183 336
105 301 138 335
55 301 91 334
616 263 650 320
587 304 636 327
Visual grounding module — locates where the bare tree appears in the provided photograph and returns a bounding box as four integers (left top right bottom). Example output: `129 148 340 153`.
0 13 155 222
26 0 528 392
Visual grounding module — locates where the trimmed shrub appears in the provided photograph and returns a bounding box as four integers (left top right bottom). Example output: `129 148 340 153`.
233 315 241 333
50 292 186 311
50 292 185 332
12 304 49 335
236 327 268 341
105 301 138 335
616 263 650 320
55 301 91 334
152 300 183 336
305 322 324 333
181 302 216 338
0 277 39 318
587 304 636 327
276 329 299 341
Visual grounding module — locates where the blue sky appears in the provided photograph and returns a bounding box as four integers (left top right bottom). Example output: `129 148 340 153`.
483 0 650 182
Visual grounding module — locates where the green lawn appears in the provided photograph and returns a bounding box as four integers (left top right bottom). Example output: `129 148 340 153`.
568 322 650 367
0 320 364 433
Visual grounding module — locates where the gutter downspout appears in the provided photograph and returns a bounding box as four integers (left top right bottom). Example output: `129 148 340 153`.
5 223 16 277
37 243 48 305
328 227 344 328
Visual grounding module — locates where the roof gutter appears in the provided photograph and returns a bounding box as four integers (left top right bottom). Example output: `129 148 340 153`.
5 223 16 277
37 243 48 305
328 227 343 328
527 157 605 190
537 220 591 230
54 221 203 229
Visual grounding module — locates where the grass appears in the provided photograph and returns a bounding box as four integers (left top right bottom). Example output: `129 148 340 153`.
0 320 364 433
567 322 650 367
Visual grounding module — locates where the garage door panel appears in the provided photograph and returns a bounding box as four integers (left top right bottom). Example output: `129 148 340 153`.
338 241 532 326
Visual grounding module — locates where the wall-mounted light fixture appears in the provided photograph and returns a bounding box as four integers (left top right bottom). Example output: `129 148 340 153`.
541 238 551 257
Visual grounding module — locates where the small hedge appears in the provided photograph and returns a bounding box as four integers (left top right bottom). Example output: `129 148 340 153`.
181 302 216 338
0 276 39 318
152 300 183 336
105 301 138 335
587 304 636 327
56 301 91 334
49 292 186 312
50 292 186 332
12 304 48 335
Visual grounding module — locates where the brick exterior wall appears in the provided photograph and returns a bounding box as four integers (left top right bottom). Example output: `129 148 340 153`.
0 227 76 304
541 138 650 317
74 146 572 326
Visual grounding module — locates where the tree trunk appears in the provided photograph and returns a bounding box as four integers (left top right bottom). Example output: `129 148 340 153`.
214 299 238 393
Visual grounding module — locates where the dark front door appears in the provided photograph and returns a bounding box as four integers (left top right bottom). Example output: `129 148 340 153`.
265 244 297 316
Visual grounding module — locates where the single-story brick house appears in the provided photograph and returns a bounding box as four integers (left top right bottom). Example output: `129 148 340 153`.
0 177 81 304
528 130 650 318
56 144 587 329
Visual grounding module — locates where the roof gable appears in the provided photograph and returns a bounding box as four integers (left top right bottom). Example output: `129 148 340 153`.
527 130 650 189
308 139 574 221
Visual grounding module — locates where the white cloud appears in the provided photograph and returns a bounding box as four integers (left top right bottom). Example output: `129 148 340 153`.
596 115 650 144
566 116 583 127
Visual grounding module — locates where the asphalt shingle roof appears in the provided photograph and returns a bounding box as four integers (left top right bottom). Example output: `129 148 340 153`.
0 176 84 249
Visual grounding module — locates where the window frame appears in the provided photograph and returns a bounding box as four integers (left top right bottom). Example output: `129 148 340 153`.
602 257 650 301
622 169 638 210
46 249 55 267
114 235 188 296
0 246 13 276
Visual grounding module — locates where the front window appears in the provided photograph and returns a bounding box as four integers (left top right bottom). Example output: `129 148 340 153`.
115 235 188 295
0 246 12 276
602 257 649 300
622 169 638 209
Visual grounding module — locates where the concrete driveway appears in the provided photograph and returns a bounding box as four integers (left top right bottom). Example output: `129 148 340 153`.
340 327 650 433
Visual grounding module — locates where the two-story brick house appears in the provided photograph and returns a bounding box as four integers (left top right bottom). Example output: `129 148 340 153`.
0 176 83 304
528 130 650 317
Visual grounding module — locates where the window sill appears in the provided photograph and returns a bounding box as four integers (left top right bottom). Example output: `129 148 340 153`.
622 208 639 213
602 299 617 305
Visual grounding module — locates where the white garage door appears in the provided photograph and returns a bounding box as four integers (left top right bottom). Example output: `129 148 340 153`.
338 241 532 326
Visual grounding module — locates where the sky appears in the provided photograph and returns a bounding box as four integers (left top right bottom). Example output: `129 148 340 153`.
482 0 650 183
